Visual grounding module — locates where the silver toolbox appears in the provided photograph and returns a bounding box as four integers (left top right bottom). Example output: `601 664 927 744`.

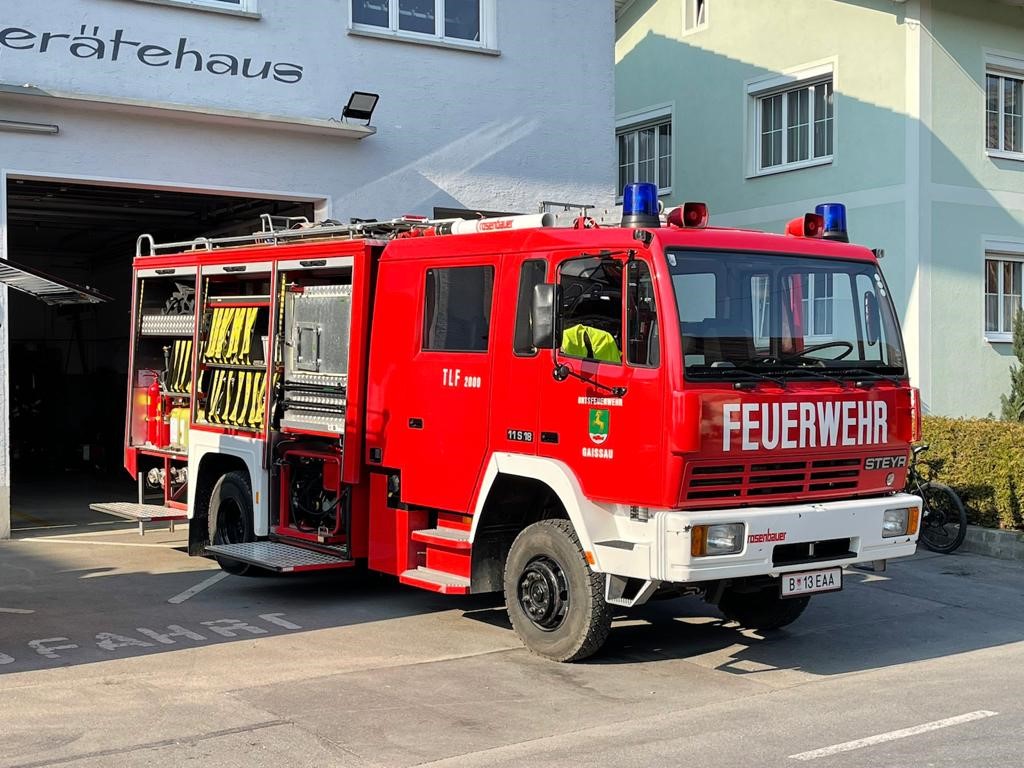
284 284 352 387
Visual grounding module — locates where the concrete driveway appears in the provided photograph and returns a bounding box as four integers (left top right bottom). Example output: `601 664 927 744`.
2 521 1023 767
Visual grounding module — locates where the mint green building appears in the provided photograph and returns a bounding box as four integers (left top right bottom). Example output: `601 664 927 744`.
616 0 1024 417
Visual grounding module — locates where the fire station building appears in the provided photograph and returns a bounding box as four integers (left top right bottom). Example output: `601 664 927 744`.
0 0 614 538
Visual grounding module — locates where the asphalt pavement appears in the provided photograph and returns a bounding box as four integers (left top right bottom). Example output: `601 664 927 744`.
1 518 1023 768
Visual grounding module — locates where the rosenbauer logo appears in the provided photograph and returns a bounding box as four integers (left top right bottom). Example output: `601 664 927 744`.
722 401 889 452
748 530 787 544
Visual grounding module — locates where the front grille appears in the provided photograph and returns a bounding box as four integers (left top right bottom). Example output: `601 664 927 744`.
772 538 854 566
684 458 862 504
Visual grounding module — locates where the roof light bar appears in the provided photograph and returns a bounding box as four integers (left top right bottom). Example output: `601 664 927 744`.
621 183 661 229
815 203 849 242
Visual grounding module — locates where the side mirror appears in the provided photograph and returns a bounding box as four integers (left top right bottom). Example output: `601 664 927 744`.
531 283 559 350
864 292 880 347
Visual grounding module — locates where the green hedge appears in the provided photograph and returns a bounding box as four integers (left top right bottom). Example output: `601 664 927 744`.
921 416 1024 530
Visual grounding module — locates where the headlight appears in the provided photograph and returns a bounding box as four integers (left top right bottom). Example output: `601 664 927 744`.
882 507 912 538
691 523 745 556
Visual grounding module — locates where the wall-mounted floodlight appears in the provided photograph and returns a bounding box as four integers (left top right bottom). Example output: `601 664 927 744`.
342 91 380 125
0 119 59 135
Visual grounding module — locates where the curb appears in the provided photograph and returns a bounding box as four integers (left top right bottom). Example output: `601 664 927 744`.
959 524 1024 562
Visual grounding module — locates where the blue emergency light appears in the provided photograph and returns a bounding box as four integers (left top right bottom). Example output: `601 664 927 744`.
815 203 848 242
621 182 661 229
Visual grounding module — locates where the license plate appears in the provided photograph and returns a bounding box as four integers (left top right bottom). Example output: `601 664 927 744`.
780 567 842 598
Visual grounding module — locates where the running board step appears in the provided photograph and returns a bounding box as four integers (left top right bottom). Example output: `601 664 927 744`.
399 567 471 595
410 527 471 550
90 502 186 534
206 541 355 573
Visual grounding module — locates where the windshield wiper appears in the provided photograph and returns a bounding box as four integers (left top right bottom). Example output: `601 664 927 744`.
837 367 905 385
773 367 850 387
686 366 787 388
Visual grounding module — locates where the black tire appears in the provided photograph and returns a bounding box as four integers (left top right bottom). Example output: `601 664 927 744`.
207 470 258 576
917 481 967 554
719 586 810 630
503 519 612 662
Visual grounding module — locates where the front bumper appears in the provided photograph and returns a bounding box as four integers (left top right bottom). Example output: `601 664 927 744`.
592 493 921 584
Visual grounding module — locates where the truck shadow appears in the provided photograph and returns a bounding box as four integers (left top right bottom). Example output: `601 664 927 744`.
462 552 1024 676
580 554 1024 674
4 540 1021 678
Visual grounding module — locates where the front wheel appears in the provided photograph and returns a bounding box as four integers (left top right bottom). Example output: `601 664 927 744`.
503 520 612 662
207 470 259 576
718 585 810 630
917 481 967 554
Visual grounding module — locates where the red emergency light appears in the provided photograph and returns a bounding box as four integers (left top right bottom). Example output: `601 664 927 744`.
786 213 825 238
667 202 709 229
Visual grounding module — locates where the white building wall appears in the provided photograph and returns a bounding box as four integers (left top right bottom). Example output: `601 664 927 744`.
0 0 616 536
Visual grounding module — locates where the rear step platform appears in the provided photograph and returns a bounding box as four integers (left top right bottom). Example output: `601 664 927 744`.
90 502 187 535
399 567 471 595
205 541 354 573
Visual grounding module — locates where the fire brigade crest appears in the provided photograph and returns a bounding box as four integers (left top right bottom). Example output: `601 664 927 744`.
588 409 609 445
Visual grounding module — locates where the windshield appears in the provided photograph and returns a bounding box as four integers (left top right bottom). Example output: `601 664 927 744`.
667 249 906 379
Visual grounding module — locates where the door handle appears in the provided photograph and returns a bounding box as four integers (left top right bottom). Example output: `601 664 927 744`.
409 418 424 429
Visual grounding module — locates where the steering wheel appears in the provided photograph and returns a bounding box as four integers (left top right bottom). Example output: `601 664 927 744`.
785 340 854 361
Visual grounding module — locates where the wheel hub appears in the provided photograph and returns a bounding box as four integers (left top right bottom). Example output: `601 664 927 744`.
517 556 569 631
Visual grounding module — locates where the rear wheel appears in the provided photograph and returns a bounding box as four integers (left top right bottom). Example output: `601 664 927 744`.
208 470 258 576
719 585 810 630
917 481 967 554
503 519 612 662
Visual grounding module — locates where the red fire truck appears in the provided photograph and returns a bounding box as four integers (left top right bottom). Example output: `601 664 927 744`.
93 184 922 661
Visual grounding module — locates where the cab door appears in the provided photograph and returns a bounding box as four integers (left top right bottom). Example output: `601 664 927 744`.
537 252 666 506
397 260 499 514
487 255 549 458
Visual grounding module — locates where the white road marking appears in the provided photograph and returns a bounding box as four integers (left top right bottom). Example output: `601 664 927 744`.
0 607 35 614
790 711 999 761
168 572 229 604
22 527 181 540
17 538 181 549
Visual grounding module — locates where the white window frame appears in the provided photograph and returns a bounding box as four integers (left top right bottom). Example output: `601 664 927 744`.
985 51 1024 161
682 0 708 35
746 61 835 178
615 104 673 200
983 237 1024 342
130 0 259 16
801 272 834 341
349 0 498 53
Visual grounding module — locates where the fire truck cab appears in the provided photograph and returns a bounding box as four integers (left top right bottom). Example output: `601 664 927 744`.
96 186 922 662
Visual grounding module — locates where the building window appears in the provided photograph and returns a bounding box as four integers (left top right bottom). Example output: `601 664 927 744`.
683 0 708 33
985 256 1023 338
351 0 494 48
423 266 494 352
987 71 1024 156
616 117 672 197
753 77 833 174
143 0 258 12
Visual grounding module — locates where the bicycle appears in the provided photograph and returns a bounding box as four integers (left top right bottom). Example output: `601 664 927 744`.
906 444 968 554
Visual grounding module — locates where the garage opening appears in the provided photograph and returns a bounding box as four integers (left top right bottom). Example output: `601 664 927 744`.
5 179 314 532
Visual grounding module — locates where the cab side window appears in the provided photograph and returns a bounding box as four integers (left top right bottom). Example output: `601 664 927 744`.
513 259 548 356
627 260 659 366
423 266 494 352
558 255 623 364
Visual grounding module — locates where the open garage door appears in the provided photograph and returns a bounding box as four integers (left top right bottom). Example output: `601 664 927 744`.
0 256 112 305
5 179 315 534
